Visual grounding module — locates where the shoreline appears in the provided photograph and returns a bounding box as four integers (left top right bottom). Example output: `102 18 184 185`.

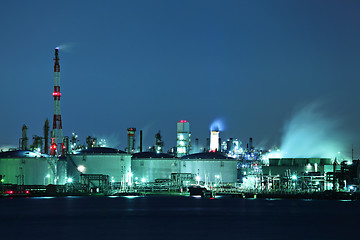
1 190 360 200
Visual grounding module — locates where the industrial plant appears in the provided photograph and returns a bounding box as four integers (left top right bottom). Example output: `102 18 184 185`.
1 48 359 199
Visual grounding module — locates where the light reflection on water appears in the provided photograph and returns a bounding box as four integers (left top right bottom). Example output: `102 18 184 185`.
123 195 140 199
31 196 55 199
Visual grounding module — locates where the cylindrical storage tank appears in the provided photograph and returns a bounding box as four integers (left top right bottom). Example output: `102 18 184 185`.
66 147 131 184
181 152 237 184
57 156 67 184
0 150 55 185
131 152 179 183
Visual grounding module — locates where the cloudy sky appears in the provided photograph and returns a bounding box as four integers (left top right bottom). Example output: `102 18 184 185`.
1 0 359 157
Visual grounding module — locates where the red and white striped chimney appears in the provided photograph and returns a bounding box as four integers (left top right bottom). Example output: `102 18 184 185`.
50 48 64 156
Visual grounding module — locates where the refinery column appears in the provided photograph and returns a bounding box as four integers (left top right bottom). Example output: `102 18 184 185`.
127 128 136 154
51 48 64 156
176 120 191 157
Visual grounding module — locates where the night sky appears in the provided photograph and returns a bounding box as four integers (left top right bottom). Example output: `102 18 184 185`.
1 1 360 157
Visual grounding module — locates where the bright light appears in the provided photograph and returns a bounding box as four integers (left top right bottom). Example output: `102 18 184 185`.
210 130 220 151
124 196 139 199
178 147 186 153
141 178 146 183
111 179 115 183
67 178 73 183
46 174 50 178
77 165 86 173
215 175 220 179
129 172 133 177
195 176 201 181
291 175 297 180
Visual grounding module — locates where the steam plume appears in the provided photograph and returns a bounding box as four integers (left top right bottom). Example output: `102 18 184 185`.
279 102 351 159
210 118 226 131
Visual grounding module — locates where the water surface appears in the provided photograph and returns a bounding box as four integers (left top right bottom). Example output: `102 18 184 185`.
0 196 358 240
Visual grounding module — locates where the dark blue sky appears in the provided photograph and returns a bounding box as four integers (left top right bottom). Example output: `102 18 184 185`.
1 1 360 154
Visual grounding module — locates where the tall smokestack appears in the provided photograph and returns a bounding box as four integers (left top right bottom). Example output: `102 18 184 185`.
21 124 28 150
210 130 220 152
44 119 49 154
194 138 199 153
51 48 64 156
127 128 136 154
139 130 143 153
249 137 253 151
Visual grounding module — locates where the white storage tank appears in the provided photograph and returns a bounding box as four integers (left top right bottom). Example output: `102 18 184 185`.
66 147 132 184
0 150 55 185
181 152 237 184
131 152 179 183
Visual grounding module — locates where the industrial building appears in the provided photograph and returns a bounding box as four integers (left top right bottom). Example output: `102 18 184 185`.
262 158 333 176
262 158 334 191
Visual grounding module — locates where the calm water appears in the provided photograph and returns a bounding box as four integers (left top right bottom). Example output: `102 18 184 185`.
0 196 359 240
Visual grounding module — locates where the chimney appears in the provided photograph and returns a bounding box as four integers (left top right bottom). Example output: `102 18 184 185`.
140 130 143 153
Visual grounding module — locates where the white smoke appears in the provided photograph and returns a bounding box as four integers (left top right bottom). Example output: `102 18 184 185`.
92 133 121 149
56 43 75 52
279 101 351 159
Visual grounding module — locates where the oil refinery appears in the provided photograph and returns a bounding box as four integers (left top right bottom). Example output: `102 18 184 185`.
1 48 359 199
